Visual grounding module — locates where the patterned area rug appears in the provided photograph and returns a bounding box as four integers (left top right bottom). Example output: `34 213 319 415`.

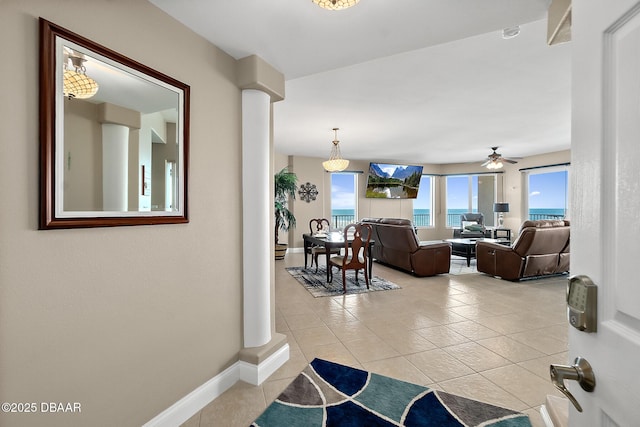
286 266 401 297
449 257 478 275
252 358 532 427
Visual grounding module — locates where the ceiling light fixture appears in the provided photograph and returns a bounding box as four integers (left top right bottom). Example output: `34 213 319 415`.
502 25 521 39
312 0 360 11
485 159 504 170
322 128 349 172
63 50 99 100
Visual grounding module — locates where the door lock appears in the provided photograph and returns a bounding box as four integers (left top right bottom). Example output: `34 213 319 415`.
549 357 596 412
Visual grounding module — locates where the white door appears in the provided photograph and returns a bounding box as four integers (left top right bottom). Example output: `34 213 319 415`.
569 0 640 425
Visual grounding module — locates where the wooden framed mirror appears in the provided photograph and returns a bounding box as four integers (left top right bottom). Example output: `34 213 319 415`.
39 18 189 229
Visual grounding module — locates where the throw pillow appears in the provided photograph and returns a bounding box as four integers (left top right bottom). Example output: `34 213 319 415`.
465 224 484 232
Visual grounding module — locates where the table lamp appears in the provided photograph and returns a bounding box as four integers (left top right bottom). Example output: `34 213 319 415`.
494 203 510 228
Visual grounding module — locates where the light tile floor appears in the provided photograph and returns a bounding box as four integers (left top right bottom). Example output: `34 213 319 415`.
183 254 568 427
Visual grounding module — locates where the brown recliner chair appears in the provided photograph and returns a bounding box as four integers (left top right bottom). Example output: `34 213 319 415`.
360 218 451 277
476 219 570 281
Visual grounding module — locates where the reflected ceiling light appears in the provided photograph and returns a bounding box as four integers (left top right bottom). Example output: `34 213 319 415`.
63 50 99 100
313 0 360 11
322 128 349 172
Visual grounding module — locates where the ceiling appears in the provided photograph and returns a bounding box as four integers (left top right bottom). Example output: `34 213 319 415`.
149 0 571 165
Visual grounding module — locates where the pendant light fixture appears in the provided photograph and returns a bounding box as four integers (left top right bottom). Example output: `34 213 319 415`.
322 128 349 172
312 0 360 11
63 50 99 100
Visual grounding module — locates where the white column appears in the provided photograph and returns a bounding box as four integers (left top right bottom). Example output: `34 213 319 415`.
242 90 271 348
102 123 129 211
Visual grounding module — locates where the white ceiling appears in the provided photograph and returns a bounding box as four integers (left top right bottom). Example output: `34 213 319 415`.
149 0 571 165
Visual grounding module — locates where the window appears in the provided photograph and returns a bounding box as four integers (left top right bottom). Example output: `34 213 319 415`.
330 172 357 229
446 174 496 227
525 166 569 220
413 175 434 227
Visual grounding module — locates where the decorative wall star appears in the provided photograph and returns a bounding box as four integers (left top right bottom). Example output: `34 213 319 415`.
298 182 319 203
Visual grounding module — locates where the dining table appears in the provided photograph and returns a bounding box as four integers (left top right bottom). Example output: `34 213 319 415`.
303 232 375 283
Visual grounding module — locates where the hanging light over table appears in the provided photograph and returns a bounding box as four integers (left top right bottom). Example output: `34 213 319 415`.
322 128 349 172
312 0 360 11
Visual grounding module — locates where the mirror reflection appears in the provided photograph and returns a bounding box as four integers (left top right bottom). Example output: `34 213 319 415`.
40 19 189 228
60 43 181 213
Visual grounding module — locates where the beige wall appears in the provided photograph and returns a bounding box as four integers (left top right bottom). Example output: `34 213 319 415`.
281 150 571 247
0 2 243 427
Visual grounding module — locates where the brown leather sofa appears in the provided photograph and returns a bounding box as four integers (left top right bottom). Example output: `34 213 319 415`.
360 218 451 277
476 219 570 281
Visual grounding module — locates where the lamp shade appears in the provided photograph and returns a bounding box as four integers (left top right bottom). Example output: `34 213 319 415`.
494 203 510 213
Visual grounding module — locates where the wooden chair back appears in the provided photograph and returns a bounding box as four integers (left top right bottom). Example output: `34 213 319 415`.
341 223 372 271
309 218 331 234
328 222 373 293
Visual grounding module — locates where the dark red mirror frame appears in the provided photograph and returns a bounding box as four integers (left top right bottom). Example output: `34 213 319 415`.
39 18 190 229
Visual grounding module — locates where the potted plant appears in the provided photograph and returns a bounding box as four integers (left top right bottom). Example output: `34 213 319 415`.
274 167 298 260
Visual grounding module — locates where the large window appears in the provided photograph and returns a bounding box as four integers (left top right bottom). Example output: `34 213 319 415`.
526 166 569 220
413 175 434 227
330 172 357 229
446 174 496 227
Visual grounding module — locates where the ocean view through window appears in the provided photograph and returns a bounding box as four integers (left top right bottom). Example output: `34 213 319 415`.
413 175 433 227
446 174 496 227
526 167 569 220
331 172 357 228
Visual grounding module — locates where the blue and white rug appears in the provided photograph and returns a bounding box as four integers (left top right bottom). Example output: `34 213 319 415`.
252 358 531 427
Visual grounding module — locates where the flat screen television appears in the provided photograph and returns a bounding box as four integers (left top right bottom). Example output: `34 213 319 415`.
366 162 423 199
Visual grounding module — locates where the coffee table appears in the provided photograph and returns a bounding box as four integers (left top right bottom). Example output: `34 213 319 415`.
445 238 509 267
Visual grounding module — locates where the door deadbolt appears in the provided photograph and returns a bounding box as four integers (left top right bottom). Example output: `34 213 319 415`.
549 357 596 412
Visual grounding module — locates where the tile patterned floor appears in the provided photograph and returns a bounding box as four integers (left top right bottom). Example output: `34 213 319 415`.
183 253 568 427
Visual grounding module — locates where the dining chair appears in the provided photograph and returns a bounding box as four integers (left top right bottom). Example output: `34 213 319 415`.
308 218 341 272
328 222 372 293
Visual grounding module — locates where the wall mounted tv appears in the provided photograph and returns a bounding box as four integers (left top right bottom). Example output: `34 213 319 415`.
366 163 424 199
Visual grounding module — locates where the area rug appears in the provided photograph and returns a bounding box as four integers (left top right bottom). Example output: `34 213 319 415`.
286 266 401 297
448 257 478 275
252 358 532 427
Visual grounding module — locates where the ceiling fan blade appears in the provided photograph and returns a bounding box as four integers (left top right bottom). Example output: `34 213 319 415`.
480 160 491 166
503 158 518 164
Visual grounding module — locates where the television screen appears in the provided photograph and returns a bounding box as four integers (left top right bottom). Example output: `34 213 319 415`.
366 163 424 199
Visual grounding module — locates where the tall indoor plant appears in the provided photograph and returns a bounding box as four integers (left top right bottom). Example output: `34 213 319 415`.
274 167 298 260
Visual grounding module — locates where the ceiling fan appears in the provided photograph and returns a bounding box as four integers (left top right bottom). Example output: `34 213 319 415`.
481 147 520 169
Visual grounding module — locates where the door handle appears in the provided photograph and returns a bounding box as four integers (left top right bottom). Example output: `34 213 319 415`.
549 357 596 412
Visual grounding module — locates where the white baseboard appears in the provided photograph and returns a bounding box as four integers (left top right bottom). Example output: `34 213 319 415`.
142 344 289 427
239 343 290 385
288 247 304 254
